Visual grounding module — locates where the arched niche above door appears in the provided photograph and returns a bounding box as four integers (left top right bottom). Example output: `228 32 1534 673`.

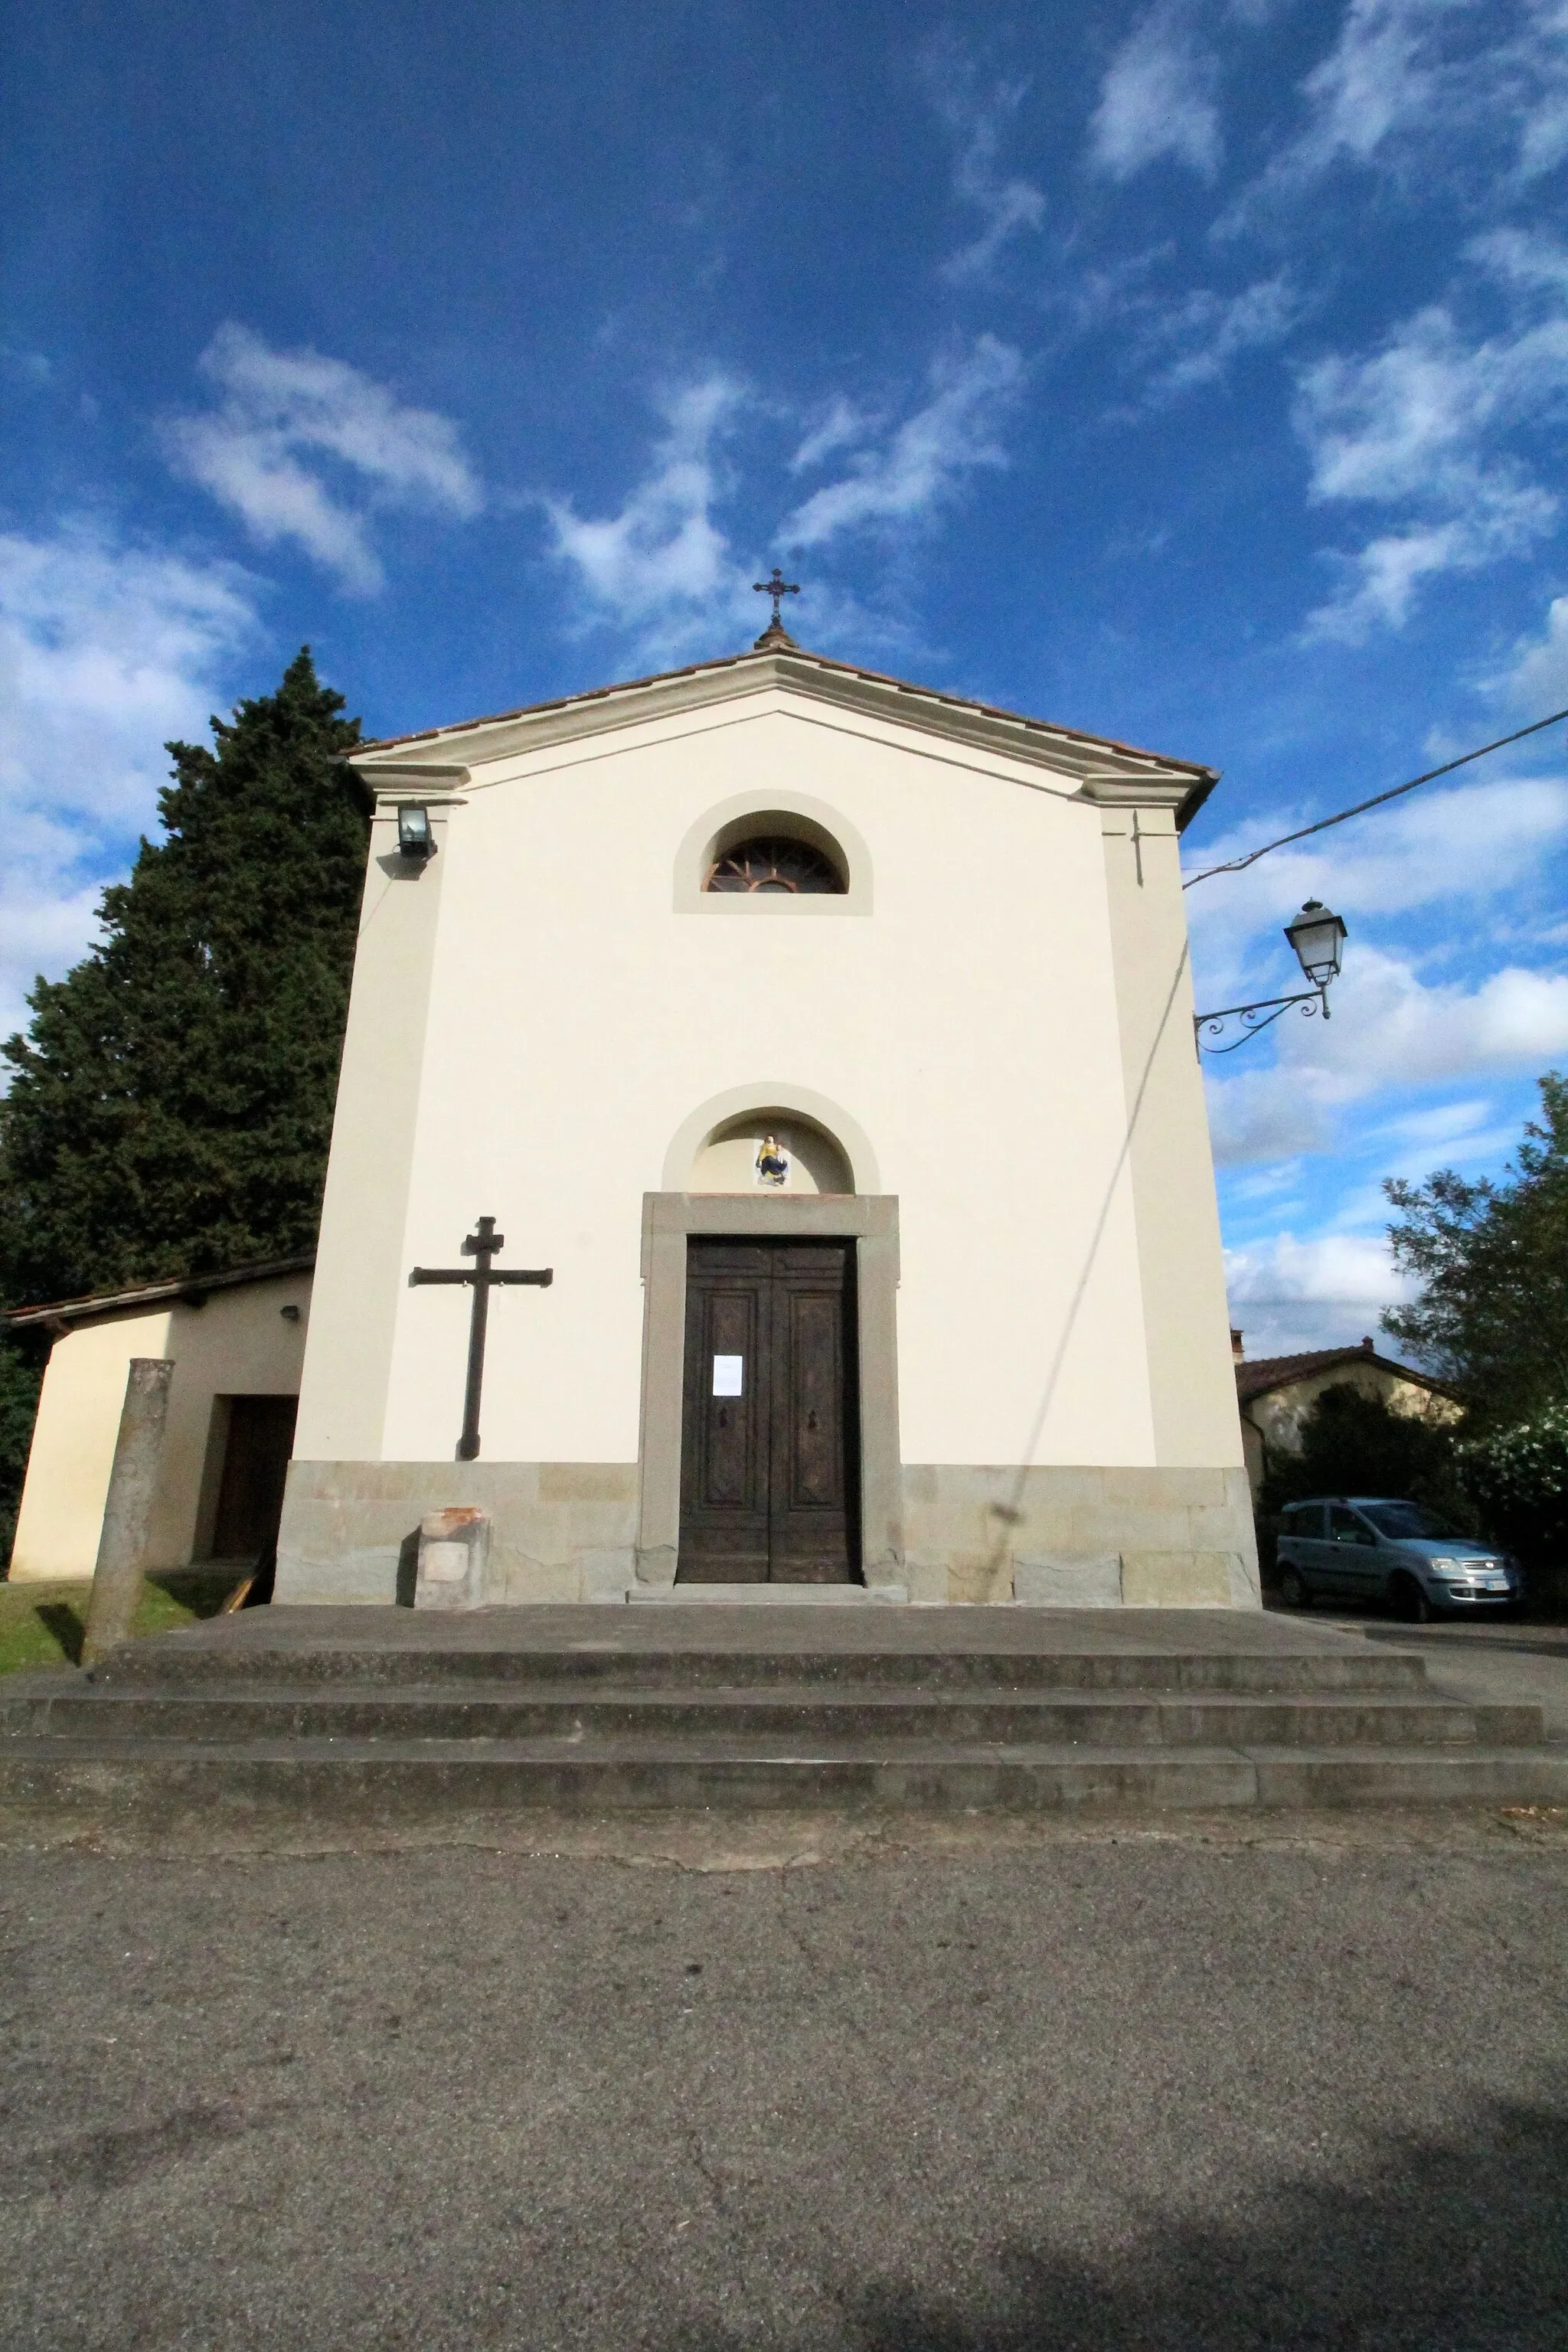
662 1085 880 1195
687 1111 853 1196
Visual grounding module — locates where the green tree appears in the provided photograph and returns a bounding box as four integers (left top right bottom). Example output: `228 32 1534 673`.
0 1333 46 1561
1260 1383 1477 1534
1382 1072 1568 1424
0 649 367 1311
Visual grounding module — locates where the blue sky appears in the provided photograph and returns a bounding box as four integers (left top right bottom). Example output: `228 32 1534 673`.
4 0 1568 1356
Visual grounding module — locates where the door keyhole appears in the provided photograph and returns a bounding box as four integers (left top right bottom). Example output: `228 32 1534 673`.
806 1410 818 1431
717 1406 729 1428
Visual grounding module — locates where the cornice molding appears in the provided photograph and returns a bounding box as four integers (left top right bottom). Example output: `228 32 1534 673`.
350 648 1219 824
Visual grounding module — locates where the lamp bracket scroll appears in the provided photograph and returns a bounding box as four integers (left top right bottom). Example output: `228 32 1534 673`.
1193 899 1348 1057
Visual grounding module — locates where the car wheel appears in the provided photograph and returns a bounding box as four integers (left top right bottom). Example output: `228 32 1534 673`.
1390 1573 1430 1625
1277 1562 1311 1609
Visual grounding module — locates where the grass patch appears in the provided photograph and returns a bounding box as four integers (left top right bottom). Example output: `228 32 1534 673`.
0 1570 249 1675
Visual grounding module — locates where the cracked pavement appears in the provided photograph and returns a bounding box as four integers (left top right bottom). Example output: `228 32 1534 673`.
2 1807 1566 2347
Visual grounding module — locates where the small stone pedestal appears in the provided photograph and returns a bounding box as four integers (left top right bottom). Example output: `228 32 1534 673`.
415 1508 489 1609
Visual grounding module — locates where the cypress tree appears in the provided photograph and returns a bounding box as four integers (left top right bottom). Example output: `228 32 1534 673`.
0 648 368 1309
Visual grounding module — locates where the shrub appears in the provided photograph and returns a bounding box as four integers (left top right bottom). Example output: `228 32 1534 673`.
1457 1403 1568 1571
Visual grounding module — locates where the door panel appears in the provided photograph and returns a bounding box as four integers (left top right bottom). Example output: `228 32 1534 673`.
679 1240 859 1583
769 1250 857 1580
698 1282 761 1508
678 1245 772 1579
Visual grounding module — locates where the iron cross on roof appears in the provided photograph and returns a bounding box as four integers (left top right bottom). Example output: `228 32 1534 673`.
753 567 801 644
409 1215 553 1460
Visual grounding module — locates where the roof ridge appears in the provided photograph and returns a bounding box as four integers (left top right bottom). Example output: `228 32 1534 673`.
351 642 1217 779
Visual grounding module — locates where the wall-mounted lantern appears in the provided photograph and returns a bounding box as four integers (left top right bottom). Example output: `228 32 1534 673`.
397 804 435 861
1194 899 1348 1055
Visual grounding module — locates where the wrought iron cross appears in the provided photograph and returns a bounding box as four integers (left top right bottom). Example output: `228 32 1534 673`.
409 1215 552 1460
753 567 800 630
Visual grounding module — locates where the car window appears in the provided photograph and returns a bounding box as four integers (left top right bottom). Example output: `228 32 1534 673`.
1282 1503 1325 1539
1329 1504 1374 1546
1358 1501 1467 1542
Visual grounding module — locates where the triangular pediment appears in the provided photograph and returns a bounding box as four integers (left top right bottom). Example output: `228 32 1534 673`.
349 645 1219 827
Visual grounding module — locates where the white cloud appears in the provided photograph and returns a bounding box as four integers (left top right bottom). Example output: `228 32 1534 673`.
1297 305 1568 506
1291 0 1456 173
1187 771 1568 1004
544 376 753 659
779 338 1023 548
0 522 260 1047
1516 0 1568 178
1146 273 1303 397
1189 769 1568 1172
922 56 1046 282
1292 264 1568 639
163 324 482 594
1089 2 1222 182
1225 1230 1413 1360
1205 949 1568 1165
790 398 869 475
1305 508 1553 642
1222 2 1568 226
544 348 1022 662
1471 224 1568 299
1493 591 1568 710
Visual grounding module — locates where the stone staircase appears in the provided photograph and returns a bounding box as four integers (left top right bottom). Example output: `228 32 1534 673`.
2 1604 1564 1832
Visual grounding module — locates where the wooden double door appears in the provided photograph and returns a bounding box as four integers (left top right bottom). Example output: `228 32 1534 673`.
678 1240 861 1583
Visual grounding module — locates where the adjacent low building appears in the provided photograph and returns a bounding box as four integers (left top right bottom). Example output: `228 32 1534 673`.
1232 1331 1461 1504
4 1258 312 1581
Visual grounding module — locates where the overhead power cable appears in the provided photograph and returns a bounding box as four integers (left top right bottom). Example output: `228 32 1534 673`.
1182 705 1568 890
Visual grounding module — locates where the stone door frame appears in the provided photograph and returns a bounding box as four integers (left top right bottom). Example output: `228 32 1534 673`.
636 1193 901 1586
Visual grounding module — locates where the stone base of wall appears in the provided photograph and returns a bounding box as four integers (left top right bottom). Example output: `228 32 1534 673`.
275 1459 1260 1609
903 1465 1260 1610
274 1461 639 1606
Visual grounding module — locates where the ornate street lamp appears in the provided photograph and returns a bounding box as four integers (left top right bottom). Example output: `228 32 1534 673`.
1194 899 1348 1055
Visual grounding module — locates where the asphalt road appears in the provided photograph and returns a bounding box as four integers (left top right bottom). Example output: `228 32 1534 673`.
2 1809 1566 2350
1295 1609 1568 1736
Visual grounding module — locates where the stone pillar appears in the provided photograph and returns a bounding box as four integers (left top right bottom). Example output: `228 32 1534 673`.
82 1358 175 1666
415 1507 489 1609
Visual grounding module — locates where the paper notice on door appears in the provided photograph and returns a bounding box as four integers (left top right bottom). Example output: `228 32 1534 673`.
712 1354 743 1396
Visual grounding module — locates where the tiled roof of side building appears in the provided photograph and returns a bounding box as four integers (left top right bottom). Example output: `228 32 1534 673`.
2 1252 315 1329
1234 1343 1452 1406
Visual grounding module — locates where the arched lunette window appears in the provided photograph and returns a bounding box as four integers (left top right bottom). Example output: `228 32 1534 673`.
703 835 847 894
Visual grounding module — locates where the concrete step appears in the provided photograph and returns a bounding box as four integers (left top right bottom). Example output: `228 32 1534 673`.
7 1609 1555 1828
3 1684 1545 1749
630 1583 912 1605
2 1737 1566 1824
75 1642 1434 1697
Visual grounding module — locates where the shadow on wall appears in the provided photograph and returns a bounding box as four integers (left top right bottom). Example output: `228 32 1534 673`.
662 2092 1568 2349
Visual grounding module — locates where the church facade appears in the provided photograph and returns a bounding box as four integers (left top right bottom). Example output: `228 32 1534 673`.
274 633 1259 1609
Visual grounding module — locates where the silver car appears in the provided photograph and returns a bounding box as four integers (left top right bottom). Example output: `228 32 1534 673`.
1275 1496 1522 1622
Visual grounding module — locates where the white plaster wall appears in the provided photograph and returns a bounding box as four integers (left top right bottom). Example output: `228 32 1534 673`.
325 688 1163 1472
9 1308 174 1579
8 1275 312 1579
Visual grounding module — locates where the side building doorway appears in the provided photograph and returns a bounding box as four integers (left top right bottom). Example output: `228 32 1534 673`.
678 1240 861 1582
209 1395 299 1563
